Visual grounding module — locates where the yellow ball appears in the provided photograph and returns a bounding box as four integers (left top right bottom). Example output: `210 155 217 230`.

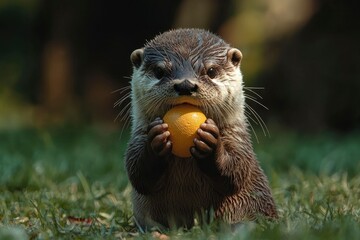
163 104 207 158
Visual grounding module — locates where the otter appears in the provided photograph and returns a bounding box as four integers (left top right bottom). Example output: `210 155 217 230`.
124 28 277 230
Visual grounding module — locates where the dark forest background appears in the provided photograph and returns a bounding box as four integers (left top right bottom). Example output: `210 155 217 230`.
1 0 359 134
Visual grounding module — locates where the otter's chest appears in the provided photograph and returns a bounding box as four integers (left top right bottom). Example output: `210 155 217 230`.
158 157 216 204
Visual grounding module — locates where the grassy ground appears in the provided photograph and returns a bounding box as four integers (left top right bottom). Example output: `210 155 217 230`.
0 125 360 239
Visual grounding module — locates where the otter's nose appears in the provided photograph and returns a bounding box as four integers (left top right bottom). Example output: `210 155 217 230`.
174 79 198 95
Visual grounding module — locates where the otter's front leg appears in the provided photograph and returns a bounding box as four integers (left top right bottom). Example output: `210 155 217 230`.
191 119 237 196
191 118 219 161
125 118 171 195
146 117 172 157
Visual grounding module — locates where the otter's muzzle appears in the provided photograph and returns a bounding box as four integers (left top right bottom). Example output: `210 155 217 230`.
174 79 198 96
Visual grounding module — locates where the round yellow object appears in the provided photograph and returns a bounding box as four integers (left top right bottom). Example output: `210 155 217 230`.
163 104 207 158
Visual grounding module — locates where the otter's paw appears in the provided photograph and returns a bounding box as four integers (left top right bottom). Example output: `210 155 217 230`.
191 118 219 160
147 117 172 157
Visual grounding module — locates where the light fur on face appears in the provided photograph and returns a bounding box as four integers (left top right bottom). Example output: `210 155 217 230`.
130 28 245 131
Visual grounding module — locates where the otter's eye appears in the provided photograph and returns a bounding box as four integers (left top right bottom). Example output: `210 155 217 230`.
206 67 218 79
153 66 165 79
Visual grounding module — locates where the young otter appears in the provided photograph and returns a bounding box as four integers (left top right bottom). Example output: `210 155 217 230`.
125 28 277 230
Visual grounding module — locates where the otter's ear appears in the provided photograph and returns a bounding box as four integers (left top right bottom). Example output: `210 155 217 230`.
227 48 242 67
130 48 144 68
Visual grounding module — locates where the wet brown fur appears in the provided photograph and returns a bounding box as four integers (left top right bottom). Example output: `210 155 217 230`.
124 28 277 230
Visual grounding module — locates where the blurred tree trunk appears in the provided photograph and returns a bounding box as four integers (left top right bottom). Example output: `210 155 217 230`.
41 41 75 123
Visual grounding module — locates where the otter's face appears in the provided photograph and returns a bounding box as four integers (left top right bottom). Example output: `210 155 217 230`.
130 29 244 126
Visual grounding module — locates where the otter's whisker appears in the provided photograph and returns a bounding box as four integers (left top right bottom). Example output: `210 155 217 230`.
119 110 131 142
245 94 269 110
244 113 259 143
114 92 131 108
114 95 129 108
244 87 263 99
116 101 132 122
245 103 270 138
120 103 132 128
111 85 131 94
244 86 264 90
245 103 260 127
113 92 132 141
244 111 259 126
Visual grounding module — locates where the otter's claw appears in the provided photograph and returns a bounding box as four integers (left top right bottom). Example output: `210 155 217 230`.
191 118 219 160
147 118 172 157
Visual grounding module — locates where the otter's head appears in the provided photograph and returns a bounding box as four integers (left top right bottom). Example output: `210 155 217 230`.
130 28 244 128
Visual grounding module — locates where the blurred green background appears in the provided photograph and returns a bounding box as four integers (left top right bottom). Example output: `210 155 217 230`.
1 0 359 132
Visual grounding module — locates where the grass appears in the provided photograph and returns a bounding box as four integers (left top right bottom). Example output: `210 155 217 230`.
0 125 360 239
